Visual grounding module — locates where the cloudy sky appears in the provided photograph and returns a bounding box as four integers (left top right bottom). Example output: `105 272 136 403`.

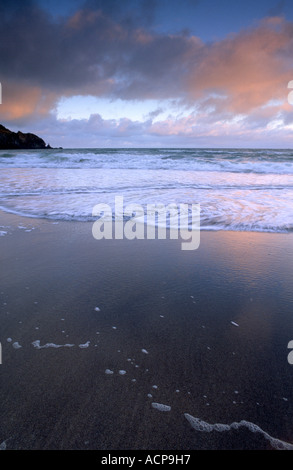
1 0 293 148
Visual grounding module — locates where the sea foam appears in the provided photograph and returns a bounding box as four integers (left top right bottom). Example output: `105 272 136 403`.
152 402 171 412
184 414 293 450
1 148 293 233
32 340 74 349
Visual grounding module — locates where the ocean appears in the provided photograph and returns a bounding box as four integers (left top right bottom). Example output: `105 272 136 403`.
1 148 293 451
0 147 293 232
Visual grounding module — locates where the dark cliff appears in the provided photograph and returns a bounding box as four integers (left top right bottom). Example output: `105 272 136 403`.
0 124 51 149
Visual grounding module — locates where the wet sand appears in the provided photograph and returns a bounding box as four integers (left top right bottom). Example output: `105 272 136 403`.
1 210 293 450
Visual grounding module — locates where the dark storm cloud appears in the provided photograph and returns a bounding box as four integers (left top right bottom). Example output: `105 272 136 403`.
83 0 158 27
1 0 120 90
0 0 200 98
1 0 293 132
267 0 287 17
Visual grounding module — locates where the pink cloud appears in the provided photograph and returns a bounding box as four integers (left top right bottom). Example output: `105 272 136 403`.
2 6 293 147
0 81 58 121
186 17 293 113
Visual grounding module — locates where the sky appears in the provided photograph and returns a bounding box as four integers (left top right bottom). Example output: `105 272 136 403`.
1 0 293 148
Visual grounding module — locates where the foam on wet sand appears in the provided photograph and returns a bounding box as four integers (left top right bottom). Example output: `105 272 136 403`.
184 414 293 450
32 340 75 349
1 211 293 450
151 403 171 412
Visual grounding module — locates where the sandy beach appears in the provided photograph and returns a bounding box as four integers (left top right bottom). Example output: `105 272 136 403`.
1 210 293 450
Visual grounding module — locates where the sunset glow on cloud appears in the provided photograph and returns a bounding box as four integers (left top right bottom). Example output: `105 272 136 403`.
1 0 293 147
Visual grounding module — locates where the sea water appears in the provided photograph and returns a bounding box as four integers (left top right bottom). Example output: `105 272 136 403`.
0 147 292 231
